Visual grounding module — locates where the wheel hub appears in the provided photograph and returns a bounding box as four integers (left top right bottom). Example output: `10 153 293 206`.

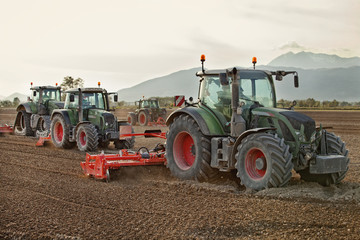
255 157 265 170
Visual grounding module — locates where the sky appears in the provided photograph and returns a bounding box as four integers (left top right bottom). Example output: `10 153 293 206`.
0 0 359 98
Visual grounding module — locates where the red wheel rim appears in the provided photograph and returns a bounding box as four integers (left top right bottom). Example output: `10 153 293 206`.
245 148 267 179
79 130 86 146
173 131 195 170
54 122 63 143
139 113 145 125
127 116 132 124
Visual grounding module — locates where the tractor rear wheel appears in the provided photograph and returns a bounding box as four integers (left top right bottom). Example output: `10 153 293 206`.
235 133 293 190
76 124 99 152
50 114 75 149
298 131 349 186
138 111 149 126
166 114 218 182
127 113 136 126
35 116 51 138
14 110 34 136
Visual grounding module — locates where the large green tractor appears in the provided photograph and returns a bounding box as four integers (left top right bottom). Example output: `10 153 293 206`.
50 87 134 152
165 56 349 190
14 83 63 137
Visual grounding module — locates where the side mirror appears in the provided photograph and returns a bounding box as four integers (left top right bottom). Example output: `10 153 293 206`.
219 73 229 85
70 94 75 102
113 95 118 102
294 75 299 88
33 91 37 97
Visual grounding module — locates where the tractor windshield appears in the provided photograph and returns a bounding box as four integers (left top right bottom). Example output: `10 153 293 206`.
238 71 275 108
42 89 61 101
199 71 275 120
82 92 106 110
65 92 106 109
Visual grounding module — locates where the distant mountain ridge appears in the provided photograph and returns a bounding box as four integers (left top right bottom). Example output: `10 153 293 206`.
3 92 27 102
117 52 360 102
268 51 360 69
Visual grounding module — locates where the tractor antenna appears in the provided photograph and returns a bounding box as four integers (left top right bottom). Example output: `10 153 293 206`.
252 57 257 70
201 54 206 73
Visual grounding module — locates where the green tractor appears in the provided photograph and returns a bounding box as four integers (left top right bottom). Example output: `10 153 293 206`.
50 87 134 151
14 83 63 137
165 55 349 190
127 98 167 126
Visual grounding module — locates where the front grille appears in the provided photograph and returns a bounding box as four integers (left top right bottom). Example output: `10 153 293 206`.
280 111 315 141
102 113 115 125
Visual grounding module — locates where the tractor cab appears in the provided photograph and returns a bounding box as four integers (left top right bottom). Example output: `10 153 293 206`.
29 83 62 115
197 69 277 132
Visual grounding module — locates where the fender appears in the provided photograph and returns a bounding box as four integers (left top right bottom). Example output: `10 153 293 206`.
230 127 276 163
166 107 225 136
16 103 32 113
51 110 72 126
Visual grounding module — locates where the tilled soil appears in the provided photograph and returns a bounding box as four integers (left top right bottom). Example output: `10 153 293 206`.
1 109 360 239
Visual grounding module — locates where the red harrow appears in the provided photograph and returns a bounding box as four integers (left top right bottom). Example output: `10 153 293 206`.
0 124 13 134
80 130 167 182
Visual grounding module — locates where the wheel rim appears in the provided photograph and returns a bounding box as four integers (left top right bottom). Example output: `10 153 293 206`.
139 113 145 125
54 122 64 143
173 131 195 170
79 130 86 146
127 116 132 124
245 148 267 179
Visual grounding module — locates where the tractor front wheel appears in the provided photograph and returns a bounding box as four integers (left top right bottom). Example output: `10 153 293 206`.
127 113 136 126
35 116 51 138
298 131 349 186
235 133 293 190
50 115 75 149
138 111 149 126
76 124 99 152
166 114 218 182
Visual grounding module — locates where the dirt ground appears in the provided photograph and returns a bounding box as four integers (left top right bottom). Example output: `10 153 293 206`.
1 108 360 239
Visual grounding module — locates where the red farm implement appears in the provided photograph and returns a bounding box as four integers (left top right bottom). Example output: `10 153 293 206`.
80 129 167 181
81 146 166 182
0 125 13 134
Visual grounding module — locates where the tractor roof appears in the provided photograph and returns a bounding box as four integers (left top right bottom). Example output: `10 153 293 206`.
30 86 61 91
196 68 271 77
65 88 106 93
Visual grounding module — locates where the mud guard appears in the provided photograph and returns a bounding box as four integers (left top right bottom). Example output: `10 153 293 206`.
16 103 32 113
166 108 211 135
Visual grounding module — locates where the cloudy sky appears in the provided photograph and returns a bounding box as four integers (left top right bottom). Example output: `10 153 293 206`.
0 0 359 97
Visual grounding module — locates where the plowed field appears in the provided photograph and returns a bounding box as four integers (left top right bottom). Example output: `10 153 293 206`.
1 109 360 239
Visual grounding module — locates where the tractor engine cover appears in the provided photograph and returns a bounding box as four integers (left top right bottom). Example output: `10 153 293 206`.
280 111 315 141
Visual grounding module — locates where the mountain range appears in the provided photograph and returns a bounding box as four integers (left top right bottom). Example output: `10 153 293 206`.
0 92 27 102
117 52 360 102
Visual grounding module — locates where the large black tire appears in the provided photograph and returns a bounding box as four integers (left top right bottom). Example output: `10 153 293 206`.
127 113 136 126
138 111 149 126
165 114 218 182
14 110 34 136
298 131 349 186
235 133 293 190
50 114 75 149
76 124 99 152
35 116 51 138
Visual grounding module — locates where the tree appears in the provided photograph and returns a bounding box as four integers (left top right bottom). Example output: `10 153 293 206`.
60 76 84 91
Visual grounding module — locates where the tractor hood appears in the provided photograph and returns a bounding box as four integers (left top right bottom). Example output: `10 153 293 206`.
252 108 315 141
